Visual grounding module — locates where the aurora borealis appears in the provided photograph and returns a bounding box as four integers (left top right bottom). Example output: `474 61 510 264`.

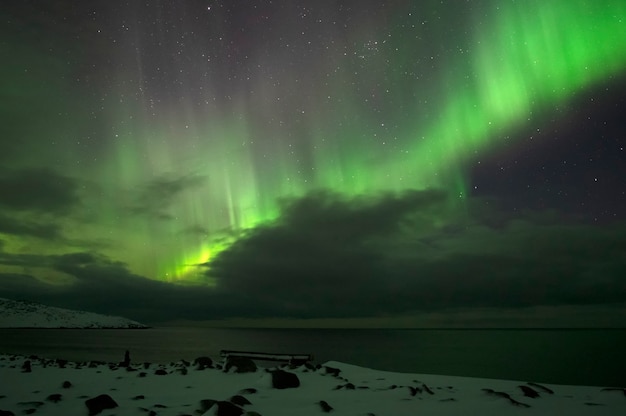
1 0 625 325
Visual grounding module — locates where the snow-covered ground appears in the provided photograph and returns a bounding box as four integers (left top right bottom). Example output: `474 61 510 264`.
0 298 146 329
0 353 623 416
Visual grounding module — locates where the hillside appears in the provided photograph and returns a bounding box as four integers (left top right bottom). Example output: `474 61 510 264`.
0 298 147 328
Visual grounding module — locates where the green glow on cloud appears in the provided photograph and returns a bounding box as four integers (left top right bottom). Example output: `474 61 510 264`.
148 0 626 281
5 1 621 284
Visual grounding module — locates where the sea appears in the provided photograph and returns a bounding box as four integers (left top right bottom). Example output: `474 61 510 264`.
0 328 624 387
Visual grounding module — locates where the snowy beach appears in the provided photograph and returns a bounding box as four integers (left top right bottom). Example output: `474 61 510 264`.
1 353 624 416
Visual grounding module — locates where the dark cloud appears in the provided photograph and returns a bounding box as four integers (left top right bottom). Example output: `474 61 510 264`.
130 174 206 219
0 190 625 324
0 168 78 214
0 212 62 240
207 190 626 317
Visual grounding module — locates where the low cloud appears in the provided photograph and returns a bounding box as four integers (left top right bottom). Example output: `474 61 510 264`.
0 190 625 324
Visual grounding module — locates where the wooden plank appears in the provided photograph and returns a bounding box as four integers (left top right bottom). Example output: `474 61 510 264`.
220 349 313 362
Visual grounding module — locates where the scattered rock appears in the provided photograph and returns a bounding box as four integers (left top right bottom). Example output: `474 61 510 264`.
224 357 257 374
46 394 62 403
318 400 333 413
408 386 422 396
323 366 341 377
482 388 530 408
422 384 434 395
518 385 540 398
528 382 554 394
154 369 168 376
601 387 626 396
62 381 72 389
199 399 218 414
138 372 147 378
194 356 213 370
271 370 300 389
85 394 119 416
207 401 243 416
56 359 67 368
229 395 251 406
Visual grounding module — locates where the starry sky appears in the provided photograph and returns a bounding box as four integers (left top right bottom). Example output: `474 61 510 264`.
0 0 625 326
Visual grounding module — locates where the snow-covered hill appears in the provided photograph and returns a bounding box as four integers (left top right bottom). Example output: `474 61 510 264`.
0 298 147 328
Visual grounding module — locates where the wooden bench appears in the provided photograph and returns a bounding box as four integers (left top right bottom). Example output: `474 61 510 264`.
220 349 314 365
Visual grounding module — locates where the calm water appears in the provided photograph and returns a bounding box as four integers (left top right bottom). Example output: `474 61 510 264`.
0 328 624 387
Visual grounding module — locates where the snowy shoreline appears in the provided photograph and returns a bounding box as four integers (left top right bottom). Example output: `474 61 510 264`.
1 353 624 416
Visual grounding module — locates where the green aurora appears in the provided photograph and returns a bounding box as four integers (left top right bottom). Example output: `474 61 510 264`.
2 0 626 285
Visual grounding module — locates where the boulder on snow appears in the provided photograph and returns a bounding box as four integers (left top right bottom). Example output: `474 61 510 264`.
85 394 118 416
224 357 257 373
271 370 300 389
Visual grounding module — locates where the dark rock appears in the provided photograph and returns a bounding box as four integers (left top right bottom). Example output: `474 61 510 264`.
56 359 67 368
154 403 167 408
154 369 168 376
132 395 145 400
528 382 554 394
21 361 31 373
244 412 262 416
147 411 157 416
238 388 257 395
138 372 147 378
61 381 72 389
194 356 213 370
344 383 355 390
180 359 190 367
408 386 422 396
323 366 341 377
318 400 333 413
0 411 14 416
422 383 434 395
482 388 530 408
85 394 118 416
206 401 243 416
229 395 251 406
518 385 540 398
271 370 300 389
144 362 152 369
46 394 62 403
177 367 188 375
440 398 456 402
601 387 626 396
224 357 257 374
199 399 217 413
22 409 36 415
584 402 605 406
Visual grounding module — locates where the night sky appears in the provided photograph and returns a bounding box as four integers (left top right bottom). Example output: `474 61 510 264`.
1 0 625 326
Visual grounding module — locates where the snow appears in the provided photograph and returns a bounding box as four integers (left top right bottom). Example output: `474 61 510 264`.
0 354 623 416
0 298 147 329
